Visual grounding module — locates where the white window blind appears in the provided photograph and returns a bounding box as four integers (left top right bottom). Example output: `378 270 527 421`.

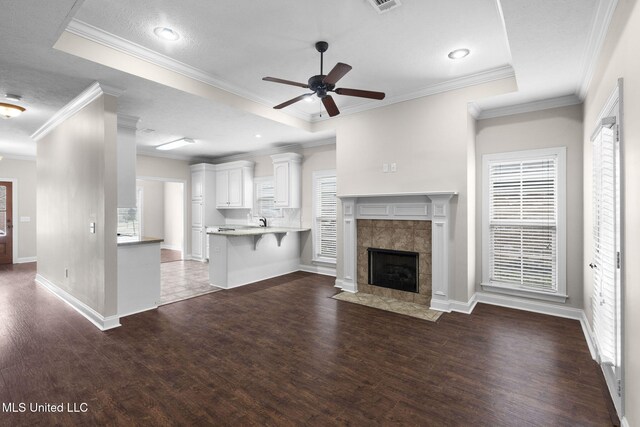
487 155 559 293
313 172 337 261
254 178 281 218
592 126 619 366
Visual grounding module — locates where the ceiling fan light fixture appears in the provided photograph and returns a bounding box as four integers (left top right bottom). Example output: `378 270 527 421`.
304 94 316 103
0 102 26 119
154 27 180 41
448 48 470 60
156 137 195 151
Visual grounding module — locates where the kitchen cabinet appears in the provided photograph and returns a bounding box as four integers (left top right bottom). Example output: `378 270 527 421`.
215 161 254 209
271 153 302 209
190 163 223 261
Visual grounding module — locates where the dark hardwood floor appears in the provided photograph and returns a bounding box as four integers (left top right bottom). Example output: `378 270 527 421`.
0 263 613 426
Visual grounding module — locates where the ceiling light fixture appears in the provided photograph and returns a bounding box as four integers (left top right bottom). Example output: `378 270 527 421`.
0 102 25 119
448 48 470 60
154 27 180 41
255 134 262 138
156 137 195 151
304 94 315 103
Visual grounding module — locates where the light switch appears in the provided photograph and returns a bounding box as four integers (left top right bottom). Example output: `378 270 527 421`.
391 163 397 172
89 222 96 234
382 163 389 173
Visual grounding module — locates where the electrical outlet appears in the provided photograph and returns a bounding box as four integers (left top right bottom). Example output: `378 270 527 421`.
391 162 397 172
382 163 389 173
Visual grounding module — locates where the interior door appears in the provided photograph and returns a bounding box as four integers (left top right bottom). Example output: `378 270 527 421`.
0 182 13 264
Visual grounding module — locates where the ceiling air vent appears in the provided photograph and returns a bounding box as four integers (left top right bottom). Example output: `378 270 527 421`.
367 0 402 14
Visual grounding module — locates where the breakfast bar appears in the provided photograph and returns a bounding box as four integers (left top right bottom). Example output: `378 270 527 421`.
207 226 310 289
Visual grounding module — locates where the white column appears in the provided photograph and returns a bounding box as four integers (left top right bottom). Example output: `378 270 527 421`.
337 198 357 293
428 194 453 311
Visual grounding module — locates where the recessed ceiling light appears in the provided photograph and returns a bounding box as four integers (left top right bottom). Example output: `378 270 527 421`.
255 134 262 138
448 48 470 60
154 27 180 41
156 137 195 151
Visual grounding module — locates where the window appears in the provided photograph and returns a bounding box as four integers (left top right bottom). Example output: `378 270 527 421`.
312 170 337 264
482 147 566 302
253 177 282 218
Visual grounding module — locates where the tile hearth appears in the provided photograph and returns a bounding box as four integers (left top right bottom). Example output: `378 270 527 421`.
332 291 442 322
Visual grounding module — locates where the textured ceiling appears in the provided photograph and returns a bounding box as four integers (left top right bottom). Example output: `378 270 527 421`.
0 0 610 159
73 0 513 118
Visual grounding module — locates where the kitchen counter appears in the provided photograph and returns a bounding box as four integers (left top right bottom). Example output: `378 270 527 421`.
207 226 305 289
206 226 310 236
117 236 164 246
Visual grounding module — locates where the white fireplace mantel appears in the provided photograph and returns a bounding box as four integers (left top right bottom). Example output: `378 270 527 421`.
336 192 457 312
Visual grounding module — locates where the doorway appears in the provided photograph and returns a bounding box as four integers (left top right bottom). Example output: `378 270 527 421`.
0 181 14 264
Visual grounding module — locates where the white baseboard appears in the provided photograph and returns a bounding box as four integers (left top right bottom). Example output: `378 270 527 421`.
580 310 598 361
334 278 356 293
430 294 478 314
35 274 121 331
621 417 630 427
475 291 584 321
211 268 300 290
161 243 182 251
299 263 336 277
16 256 37 264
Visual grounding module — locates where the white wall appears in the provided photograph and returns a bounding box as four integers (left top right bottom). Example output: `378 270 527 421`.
137 179 164 239
583 0 640 423
475 104 584 308
37 93 118 317
314 77 517 303
0 157 37 261
164 181 184 250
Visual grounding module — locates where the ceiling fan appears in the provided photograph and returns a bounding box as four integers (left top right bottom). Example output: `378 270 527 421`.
262 41 386 117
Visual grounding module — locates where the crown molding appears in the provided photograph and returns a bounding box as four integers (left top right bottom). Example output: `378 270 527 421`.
476 94 582 120
0 153 36 161
117 114 140 130
31 81 118 141
209 137 336 163
310 65 515 122
577 0 619 99
136 147 210 163
65 19 310 122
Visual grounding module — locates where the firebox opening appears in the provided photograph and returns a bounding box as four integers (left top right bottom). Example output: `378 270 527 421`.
368 248 419 293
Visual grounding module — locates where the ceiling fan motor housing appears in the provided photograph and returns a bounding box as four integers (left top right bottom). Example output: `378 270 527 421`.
308 74 334 98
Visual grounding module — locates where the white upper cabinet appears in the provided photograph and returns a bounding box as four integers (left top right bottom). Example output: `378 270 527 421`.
191 169 204 201
271 153 302 209
215 161 254 209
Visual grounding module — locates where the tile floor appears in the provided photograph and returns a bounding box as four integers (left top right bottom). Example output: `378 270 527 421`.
160 260 222 305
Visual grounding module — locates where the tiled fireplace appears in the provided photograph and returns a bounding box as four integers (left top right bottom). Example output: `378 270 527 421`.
357 219 432 304
337 192 456 311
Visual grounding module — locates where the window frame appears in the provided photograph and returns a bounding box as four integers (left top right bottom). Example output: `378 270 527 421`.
312 170 337 265
481 147 567 303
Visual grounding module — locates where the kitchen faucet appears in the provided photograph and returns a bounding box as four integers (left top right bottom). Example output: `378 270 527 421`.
259 217 267 227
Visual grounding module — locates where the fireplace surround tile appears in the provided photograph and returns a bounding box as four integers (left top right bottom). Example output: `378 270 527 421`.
357 219 432 304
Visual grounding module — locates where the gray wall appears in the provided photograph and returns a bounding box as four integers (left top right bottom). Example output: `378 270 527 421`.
475 104 584 308
37 93 118 317
164 181 184 250
0 157 37 261
138 179 164 239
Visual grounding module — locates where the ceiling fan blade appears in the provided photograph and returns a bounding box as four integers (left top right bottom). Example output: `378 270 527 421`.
263 77 309 89
335 88 386 100
274 94 312 109
323 63 352 86
321 95 340 117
